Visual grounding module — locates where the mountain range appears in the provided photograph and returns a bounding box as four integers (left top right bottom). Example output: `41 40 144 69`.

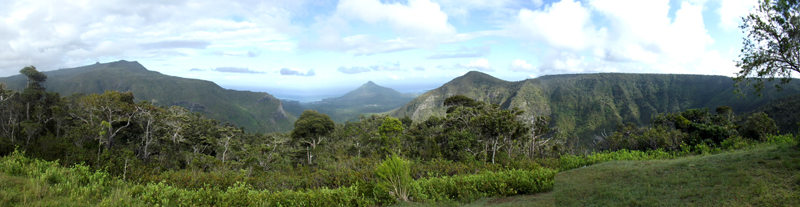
390 71 800 144
2 61 798 140
0 60 294 133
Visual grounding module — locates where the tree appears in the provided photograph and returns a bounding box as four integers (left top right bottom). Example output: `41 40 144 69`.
291 110 335 165
735 0 800 95
475 106 530 163
715 105 734 121
526 115 552 158
217 124 242 163
19 66 47 121
134 102 166 160
741 112 779 140
378 117 404 157
72 91 136 150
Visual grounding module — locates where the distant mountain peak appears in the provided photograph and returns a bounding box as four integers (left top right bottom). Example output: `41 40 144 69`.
464 70 487 76
444 70 505 86
364 81 377 86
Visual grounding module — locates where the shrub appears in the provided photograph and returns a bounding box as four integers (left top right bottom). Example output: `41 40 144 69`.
375 154 412 202
413 168 557 203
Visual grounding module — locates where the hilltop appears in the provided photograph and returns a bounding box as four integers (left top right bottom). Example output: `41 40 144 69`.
0 60 295 133
299 81 417 123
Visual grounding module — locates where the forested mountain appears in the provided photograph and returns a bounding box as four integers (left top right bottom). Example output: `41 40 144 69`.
0 60 294 133
391 71 800 143
297 81 417 123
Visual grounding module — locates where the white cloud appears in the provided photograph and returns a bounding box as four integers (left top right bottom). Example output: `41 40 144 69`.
509 59 535 72
717 0 757 31
455 58 493 71
337 0 456 37
506 0 728 76
432 0 518 19
512 0 605 51
301 0 503 56
280 68 316 76
531 0 544 8
588 0 715 65
0 0 299 76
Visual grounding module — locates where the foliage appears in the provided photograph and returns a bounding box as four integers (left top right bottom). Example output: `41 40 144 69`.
741 112 780 141
378 117 404 157
735 0 800 94
375 154 412 202
413 168 557 204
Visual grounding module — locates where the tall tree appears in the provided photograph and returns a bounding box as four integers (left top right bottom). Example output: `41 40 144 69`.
735 0 800 94
19 66 47 121
526 115 552 158
291 110 335 165
72 91 136 150
378 117 404 157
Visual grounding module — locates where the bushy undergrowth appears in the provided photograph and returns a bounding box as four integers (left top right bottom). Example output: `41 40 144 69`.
0 149 558 206
2 133 795 206
413 168 557 204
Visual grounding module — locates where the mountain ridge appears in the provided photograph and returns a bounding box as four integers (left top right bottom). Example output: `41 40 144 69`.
0 60 295 133
390 71 800 144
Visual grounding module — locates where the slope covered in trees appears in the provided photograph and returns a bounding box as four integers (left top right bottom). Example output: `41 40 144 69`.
391 72 800 144
0 60 294 133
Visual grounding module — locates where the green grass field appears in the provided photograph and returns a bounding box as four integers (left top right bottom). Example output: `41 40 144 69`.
459 144 800 207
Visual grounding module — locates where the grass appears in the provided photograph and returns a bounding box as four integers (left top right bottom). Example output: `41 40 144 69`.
0 172 87 206
460 144 799 206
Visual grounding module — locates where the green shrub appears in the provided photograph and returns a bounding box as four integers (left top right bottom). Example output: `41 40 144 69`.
413 168 557 203
559 149 676 171
765 134 798 145
375 154 412 202
721 136 754 150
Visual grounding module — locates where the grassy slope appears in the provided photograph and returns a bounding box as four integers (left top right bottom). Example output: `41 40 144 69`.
466 144 799 207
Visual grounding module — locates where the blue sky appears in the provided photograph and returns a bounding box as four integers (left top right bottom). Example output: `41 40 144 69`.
0 0 759 101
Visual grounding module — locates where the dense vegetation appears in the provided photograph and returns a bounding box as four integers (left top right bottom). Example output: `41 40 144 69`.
1 65 799 206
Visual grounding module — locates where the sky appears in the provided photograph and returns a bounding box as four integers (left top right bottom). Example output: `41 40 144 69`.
0 0 759 101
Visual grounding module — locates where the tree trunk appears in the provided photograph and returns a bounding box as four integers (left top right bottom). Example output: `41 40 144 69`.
307 146 312 165
491 138 498 164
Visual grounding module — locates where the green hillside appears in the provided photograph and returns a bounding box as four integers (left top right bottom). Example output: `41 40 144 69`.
300 81 417 123
391 72 800 144
0 60 294 133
